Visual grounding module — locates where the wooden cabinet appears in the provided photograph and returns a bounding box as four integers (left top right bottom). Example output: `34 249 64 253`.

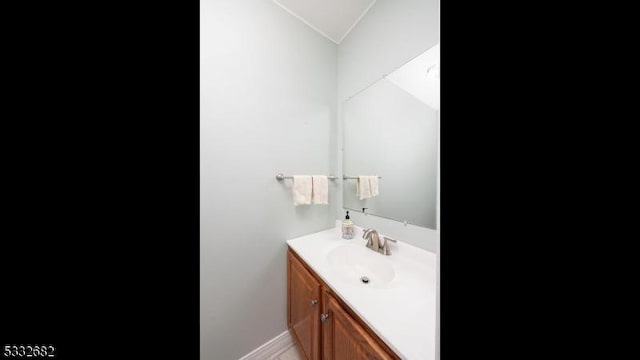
288 248 399 360
322 291 394 360
288 250 321 360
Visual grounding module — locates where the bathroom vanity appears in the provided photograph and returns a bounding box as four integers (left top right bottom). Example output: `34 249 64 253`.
287 223 436 360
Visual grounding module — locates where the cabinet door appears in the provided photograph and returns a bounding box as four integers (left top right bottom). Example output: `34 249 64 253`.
288 250 321 360
322 293 394 360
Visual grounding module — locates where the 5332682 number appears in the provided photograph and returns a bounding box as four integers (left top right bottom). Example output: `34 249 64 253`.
3 345 56 358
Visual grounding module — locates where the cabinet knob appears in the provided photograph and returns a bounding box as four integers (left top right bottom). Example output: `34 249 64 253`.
311 299 318 306
320 313 329 322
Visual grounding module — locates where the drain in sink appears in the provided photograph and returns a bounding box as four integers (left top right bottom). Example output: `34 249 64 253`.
360 276 370 284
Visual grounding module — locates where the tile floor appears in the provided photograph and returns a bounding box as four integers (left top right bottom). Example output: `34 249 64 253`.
274 344 303 360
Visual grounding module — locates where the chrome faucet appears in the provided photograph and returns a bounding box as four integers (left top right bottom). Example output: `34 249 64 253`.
380 236 397 255
363 228 380 252
362 228 397 255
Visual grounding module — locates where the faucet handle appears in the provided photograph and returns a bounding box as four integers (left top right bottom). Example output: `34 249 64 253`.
363 229 380 250
381 236 397 255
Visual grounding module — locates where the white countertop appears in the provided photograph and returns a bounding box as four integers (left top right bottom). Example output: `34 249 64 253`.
286 221 436 360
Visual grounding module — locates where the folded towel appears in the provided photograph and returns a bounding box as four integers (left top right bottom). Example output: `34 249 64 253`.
369 176 379 197
311 175 328 205
292 175 312 206
357 176 371 200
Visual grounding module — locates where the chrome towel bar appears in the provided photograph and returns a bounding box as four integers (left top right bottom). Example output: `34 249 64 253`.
275 173 338 181
342 175 382 180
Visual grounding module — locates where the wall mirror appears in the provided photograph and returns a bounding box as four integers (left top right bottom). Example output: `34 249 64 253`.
342 44 439 229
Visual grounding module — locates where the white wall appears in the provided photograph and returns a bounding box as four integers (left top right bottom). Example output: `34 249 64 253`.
333 0 440 252
200 0 337 359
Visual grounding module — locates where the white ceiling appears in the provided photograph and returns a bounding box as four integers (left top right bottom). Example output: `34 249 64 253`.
386 44 440 110
273 0 377 44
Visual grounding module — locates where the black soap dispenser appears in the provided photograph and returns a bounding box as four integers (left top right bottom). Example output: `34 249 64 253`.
342 211 354 239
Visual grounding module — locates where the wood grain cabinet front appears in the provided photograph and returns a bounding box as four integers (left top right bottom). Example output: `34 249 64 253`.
322 291 394 360
288 248 399 360
288 250 321 360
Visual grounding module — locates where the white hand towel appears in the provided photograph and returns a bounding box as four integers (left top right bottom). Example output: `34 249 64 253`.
357 176 371 200
292 175 312 206
311 175 328 205
369 176 379 197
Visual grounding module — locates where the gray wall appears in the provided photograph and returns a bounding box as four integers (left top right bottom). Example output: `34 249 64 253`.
200 0 337 359
338 0 439 99
333 0 440 252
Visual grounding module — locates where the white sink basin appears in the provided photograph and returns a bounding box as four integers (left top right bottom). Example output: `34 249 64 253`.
326 245 396 287
287 226 437 359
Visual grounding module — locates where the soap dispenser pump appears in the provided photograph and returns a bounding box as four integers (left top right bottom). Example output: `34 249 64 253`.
342 211 354 239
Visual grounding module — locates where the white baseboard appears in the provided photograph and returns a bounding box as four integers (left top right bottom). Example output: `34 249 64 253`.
238 330 294 360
